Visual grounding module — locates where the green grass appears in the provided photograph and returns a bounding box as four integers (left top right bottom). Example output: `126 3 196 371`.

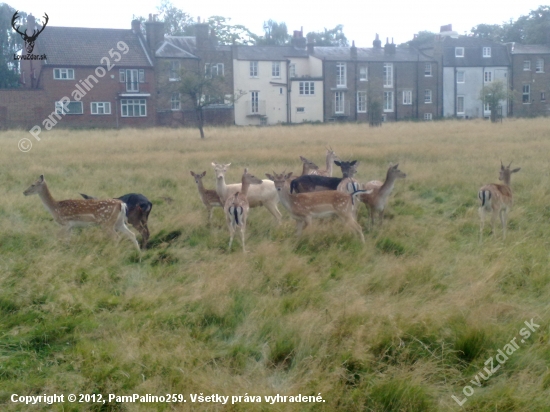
1 119 550 410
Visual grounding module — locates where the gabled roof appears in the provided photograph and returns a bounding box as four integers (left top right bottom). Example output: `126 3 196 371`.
234 45 309 60
442 36 510 67
36 27 153 67
509 43 550 55
154 36 231 58
312 46 434 62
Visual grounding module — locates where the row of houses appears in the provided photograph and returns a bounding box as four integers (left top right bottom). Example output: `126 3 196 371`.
2 16 550 130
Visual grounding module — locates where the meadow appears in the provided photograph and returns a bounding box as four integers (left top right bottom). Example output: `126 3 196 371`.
1 119 550 411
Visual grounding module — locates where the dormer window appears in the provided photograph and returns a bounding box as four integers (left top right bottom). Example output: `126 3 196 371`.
455 47 464 57
482 47 491 57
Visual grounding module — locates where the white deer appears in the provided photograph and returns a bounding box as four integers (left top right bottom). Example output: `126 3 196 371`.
190 170 223 223
211 162 282 224
266 171 369 243
478 161 520 241
23 175 140 255
224 168 263 252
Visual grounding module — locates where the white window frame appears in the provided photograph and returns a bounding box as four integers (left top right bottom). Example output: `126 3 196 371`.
299 81 315 95
424 113 432 120
336 63 346 87
205 63 224 78
250 61 258 78
90 102 111 115
542 92 546 101
457 71 465 83
424 89 432 104
457 96 465 114
334 91 345 113
455 47 464 57
484 102 491 113
403 90 412 105
171 93 180 110
536 58 544 73
53 68 74 80
484 71 492 83
121 99 147 117
523 60 531 71
357 91 367 113
359 66 368 81
289 63 296 78
383 91 394 112
250 91 259 113
383 63 393 87
522 85 530 103
55 100 83 115
482 47 491 57
272 62 280 78
169 61 180 81
424 63 432 77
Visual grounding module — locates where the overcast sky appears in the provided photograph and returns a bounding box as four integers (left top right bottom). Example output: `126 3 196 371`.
10 0 546 46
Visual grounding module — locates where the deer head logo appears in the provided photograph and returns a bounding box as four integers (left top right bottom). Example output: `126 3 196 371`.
12 12 49 54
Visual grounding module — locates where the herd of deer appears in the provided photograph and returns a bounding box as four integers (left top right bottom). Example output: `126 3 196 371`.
23 146 520 257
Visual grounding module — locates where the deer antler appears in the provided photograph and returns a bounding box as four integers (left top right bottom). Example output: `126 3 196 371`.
11 11 26 38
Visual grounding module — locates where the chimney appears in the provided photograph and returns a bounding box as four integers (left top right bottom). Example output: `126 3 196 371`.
350 40 357 59
373 33 382 49
292 28 306 49
195 23 210 49
384 37 396 55
145 14 165 54
26 14 36 36
440 24 452 33
307 39 315 54
131 19 141 33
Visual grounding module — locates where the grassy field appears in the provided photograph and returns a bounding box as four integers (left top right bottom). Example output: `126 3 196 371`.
1 119 550 411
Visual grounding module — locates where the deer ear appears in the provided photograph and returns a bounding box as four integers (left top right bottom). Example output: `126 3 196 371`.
201 171 206 177
286 172 294 178
226 163 231 167
511 167 521 173
39 174 44 182
190 171 195 176
334 160 341 166
350 160 357 166
265 173 273 180
211 162 217 167
394 163 399 169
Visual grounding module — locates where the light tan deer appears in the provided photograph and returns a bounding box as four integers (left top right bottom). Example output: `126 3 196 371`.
190 171 223 223
225 168 263 252
308 147 338 177
23 175 140 254
266 171 369 243
299 156 320 176
478 161 520 241
359 164 406 227
212 162 282 224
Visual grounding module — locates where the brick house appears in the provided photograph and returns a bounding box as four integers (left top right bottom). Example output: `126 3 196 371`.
508 43 550 117
4 18 156 129
313 35 439 122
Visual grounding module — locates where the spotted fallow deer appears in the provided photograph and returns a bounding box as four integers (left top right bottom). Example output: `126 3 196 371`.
190 171 223 223
478 161 520 241
24 175 140 255
266 171 370 243
359 164 406 227
224 168 263 252
299 156 320 176
211 162 282 224
307 147 339 177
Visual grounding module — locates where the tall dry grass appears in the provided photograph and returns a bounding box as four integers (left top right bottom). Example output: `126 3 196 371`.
1 119 550 411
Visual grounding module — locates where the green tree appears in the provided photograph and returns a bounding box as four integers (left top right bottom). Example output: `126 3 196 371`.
0 3 25 88
207 16 256 45
479 80 512 123
306 25 348 47
157 0 194 36
255 20 290 45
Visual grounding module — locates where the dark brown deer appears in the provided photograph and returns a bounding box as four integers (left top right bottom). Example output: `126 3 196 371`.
12 12 49 54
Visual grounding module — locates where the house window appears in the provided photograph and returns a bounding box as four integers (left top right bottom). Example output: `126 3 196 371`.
383 91 393 112
205 63 224 78
522 85 530 103
53 68 74 80
536 59 544 73
424 63 432 76
296 107 305 112
482 47 491 57
457 96 465 114
90 102 111 115
169 61 180 81
523 60 531 71
457 71 465 83
542 92 546 101
336 63 346 87
359 66 368 81
424 113 432 120
383 63 393 87
484 102 490 113
455 47 464 57
250 91 259 113
119 69 141 92
357 91 367 113
250 61 258 77
272 62 280 77
121 99 147 117
55 101 83 115
484 71 492 82
424 89 432 104
171 93 180 110
334 91 345 113
289 64 296 78
403 90 412 105
299 81 315 95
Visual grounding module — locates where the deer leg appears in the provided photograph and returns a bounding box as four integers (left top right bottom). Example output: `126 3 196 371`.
207 206 213 224
295 219 305 236
500 209 507 240
140 222 150 249
264 201 282 224
347 216 365 243
227 221 235 251
490 211 497 237
478 207 485 242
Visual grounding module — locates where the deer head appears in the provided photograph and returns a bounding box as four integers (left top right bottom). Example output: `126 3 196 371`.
12 12 49 54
